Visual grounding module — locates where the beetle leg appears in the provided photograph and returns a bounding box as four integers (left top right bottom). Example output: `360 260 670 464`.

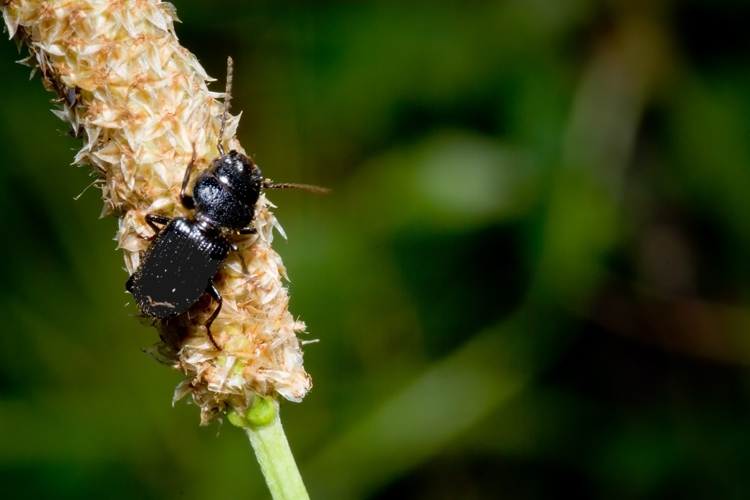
145 214 171 236
180 145 197 210
229 242 249 274
238 227 257 235
204 283 223 350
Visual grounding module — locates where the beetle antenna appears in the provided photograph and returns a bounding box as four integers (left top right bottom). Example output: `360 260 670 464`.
217 56 234 156
263 181 330 194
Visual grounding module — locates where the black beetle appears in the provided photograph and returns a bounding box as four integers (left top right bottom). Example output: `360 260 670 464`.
126 57 326 350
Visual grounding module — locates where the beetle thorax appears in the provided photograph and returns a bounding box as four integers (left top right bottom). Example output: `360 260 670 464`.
210 151 263 206
192 170 256 231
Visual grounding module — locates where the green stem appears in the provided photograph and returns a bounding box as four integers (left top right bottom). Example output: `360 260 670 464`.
229 397 310 500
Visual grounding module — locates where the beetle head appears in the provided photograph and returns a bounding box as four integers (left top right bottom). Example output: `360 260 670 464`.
208 150 263 208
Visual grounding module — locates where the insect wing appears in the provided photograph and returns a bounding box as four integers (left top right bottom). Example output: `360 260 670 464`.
129 219 230 318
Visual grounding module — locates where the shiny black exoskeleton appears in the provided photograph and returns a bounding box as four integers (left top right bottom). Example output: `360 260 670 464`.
126 148 261 350
126 57 326 350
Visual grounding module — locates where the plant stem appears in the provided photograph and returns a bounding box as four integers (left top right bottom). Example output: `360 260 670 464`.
229 397 310 500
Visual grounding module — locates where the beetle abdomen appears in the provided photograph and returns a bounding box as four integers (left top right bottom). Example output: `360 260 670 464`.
127 218 231 318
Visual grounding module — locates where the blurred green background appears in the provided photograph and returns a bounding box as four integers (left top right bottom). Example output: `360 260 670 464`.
2 0 750 498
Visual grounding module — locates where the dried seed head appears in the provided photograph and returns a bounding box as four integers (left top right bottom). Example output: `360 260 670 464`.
3 0 312 424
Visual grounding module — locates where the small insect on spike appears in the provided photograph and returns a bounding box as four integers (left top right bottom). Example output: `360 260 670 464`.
65 86 81 109
127 57 327 352
217 56 234 156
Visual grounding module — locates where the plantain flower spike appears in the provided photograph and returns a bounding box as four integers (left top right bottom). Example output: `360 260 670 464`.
2 0 312 424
